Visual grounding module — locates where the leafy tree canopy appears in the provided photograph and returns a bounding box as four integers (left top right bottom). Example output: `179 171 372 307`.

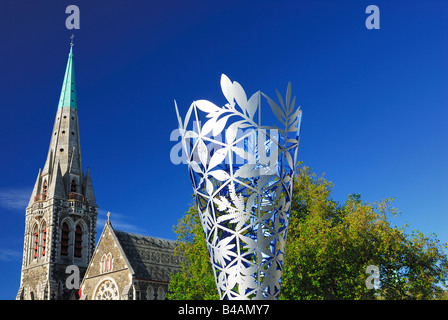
167 165 448 300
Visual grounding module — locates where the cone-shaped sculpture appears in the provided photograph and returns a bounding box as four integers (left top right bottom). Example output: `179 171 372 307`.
175 74 302 300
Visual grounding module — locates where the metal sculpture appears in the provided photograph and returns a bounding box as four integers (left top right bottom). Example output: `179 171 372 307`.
175 74 302 300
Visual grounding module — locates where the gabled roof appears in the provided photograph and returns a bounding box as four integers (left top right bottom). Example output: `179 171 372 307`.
114 229 179 282
86 219 180 283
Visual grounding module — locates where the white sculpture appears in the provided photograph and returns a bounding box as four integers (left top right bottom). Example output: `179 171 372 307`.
175 74 302 300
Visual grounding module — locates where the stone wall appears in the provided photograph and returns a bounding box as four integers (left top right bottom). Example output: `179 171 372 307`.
80 223 132 300
20 264 48 300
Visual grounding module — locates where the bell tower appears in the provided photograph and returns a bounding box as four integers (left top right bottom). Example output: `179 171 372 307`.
17 41 98 300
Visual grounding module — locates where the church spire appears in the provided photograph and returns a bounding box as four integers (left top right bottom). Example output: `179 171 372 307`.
57 40 77 109
19 40 98 300
31 39 88 203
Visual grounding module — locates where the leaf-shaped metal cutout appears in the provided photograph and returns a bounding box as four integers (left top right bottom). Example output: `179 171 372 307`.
196 99 221 113
262 92 285 125
206 178 214 195
234 163 259 178
286 82 291 112
174 99 183 130
208 147 228 171
189 160 203 174
246 91 259 121
213 114 232 137
201 117 217 136
289 95 296 116
289 107 302 124
209 170 230 181
184 130 199 139
232 81 248 113
245 192 257 213
225 121 241 144
215 236 237 265
285 151 293 170
197 139 209 166
183 102 195 131
275 89 285 111
220 74 234 106
288 119 299 132
213 195 231 212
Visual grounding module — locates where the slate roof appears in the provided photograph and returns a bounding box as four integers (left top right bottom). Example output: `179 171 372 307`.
113 230 181 282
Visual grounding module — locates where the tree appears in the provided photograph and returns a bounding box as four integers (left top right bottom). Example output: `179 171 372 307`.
166 204 219 300
168 166 448 300
283 166 448 299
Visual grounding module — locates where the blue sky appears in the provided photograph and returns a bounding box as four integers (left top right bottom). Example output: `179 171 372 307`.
0 0 447 299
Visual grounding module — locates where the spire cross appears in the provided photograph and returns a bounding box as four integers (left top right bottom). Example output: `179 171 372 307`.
107 211 111 221
70 34 75 47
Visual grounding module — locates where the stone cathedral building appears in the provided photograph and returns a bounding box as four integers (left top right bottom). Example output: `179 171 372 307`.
16 43 181 300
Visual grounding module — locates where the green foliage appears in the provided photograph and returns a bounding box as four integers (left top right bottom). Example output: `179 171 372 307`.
168 166 448 300
282 166 448 300
166 204 219 300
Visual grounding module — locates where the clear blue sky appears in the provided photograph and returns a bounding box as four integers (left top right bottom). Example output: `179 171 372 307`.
0 0 447 299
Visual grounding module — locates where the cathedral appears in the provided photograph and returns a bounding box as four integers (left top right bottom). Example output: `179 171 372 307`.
16 42 181 300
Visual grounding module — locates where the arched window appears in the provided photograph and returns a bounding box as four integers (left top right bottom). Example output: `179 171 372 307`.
33 224 39 259
74 225 82 258
61 222 69 256
94 279 119 300
147 285 154 300
100 253 113 273
157 286 165 300
100 254 106 273
41 222 47 257
42 180 48 200
71 179 77 193
107 253 113 272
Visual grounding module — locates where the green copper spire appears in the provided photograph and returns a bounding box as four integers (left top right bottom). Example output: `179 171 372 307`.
57 42 77 109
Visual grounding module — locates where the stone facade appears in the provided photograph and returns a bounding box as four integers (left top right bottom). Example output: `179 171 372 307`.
80 220 181 300
17 43 181 300
17 45 98 300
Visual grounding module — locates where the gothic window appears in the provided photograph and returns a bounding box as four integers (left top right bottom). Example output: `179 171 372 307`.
100 253 113 273
33 224 38 259
147 285 154 300
74 225 83 258
100 254 106 272
42 180 48 200
71 179 77 193
157 286 165 300
61 222 69 256
107 253 113 272
95 279 119 300
41 222 47 257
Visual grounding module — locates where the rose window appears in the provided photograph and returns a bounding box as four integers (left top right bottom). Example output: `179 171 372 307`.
95 279 119 300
